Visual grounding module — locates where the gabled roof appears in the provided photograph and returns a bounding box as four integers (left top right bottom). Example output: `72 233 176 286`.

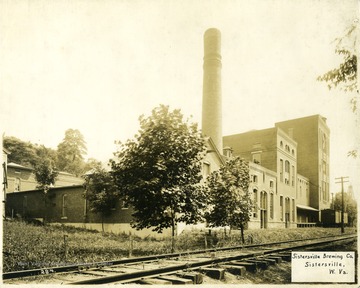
204 136 226 165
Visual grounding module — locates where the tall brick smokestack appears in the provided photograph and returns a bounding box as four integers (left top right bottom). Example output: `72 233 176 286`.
202 28 223 154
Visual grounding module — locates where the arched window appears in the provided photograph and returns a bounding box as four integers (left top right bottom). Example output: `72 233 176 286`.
280 141 283 148
270 193 274 219
253 189 258 218
285 160 290 172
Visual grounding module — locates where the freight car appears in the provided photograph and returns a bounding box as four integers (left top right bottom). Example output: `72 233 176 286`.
321 209 348 227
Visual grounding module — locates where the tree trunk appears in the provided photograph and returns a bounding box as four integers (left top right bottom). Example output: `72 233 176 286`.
240 224 245 244
101 215 105 234
171 216 175 253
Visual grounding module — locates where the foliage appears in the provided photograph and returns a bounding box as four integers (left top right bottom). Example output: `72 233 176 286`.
83 168 119 231
3 136 40 167
333 192 357 227
205 157 251 242
83 158 103 174
34 159 59 192
317 24 357 101
110 105 207 241
57 129 87 176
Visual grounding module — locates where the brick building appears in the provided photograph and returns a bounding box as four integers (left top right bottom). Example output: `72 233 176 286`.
6 162 84 193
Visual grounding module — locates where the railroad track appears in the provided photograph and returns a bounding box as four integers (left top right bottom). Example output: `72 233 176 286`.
3 233 356 284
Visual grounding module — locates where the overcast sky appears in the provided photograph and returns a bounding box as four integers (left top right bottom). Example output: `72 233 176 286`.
1 0 359 195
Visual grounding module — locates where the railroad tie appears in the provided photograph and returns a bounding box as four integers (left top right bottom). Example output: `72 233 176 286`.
229 261 257 272
271 253 291 261
176 272 203 284
258 257 277 265
266 256 282 263
157 275 194 284
137 278 173 285
221 265 246 276
245 259 269 269
200 267 225 280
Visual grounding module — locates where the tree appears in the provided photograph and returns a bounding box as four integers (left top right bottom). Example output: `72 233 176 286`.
333 192 357 227
317 24 357 100
317 23 358 158
110 105 207 252
34 159 59 192
83 168 119 232
57 129 87 176
205 157 251 243
3 136 39 167
34 159 58 223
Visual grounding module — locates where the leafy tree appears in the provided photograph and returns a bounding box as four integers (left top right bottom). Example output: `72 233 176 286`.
3 136 39 167
110 105 207 252
57 129 87 176
333 192 357 227
34 159 58 223
317 23 358 158
205 157 251 243
83 167 119 232
34 159 59 191
317 24 357 98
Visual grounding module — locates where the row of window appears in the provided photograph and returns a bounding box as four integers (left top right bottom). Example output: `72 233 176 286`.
279 159 295 186
253 189 274 219
280 141 295 156
253 189 295 222
251 174 274 189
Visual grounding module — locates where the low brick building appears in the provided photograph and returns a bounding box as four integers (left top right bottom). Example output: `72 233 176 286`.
6 184 176 238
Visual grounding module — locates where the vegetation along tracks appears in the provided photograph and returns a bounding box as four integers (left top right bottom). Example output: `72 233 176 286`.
3 233 356 284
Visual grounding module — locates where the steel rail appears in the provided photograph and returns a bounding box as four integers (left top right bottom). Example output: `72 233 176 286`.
70 234 356 285
3 233 356 280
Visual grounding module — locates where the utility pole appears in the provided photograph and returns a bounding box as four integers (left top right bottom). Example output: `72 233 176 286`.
335 176 349 233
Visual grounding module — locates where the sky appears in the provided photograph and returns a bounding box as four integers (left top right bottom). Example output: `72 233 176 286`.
0 0 359 196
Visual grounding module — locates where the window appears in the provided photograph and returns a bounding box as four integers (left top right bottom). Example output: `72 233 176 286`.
285 161 290 173
285 145 290 152
322 134 327 151
322 180 326 201
252 175 258 183
291 165 295 186
292 199 295 222
270 193 274 219
62 194 67 218
270 180 274 188
253 189 258 218
280 141 283 148
252 153 261 164
322 161 327 176
203 162 211 180
285 197 290 224
280 159 283 182
280 196 283 221
14 178 21 192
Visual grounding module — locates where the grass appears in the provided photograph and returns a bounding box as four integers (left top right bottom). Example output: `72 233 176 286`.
3 219 355 273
